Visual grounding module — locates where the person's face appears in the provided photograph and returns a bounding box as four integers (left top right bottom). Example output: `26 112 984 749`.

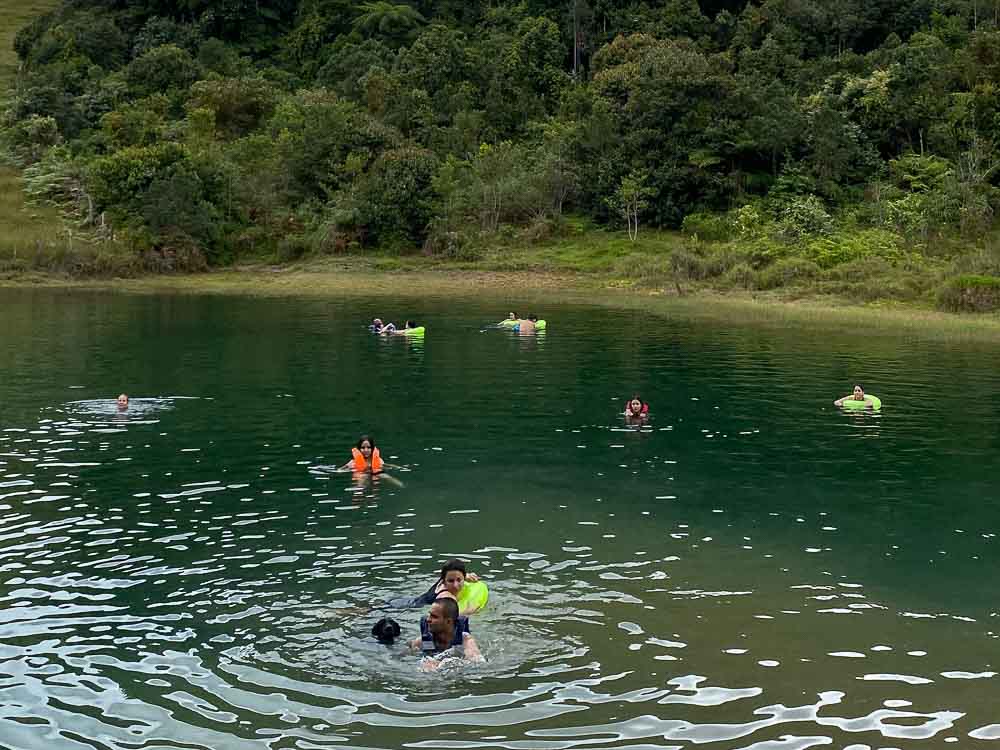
630 399 641 412
427 602 453 635
508 313 515 320
359 441 373 457
442 570 465 595
117 394 128 409
853 386 864 400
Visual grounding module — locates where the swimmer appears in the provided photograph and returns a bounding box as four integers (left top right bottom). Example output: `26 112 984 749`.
624 395 649 418
338 435 405 488
516 314 537 334
834 384 876 408
410 597 483 668
497 312 518 327
370 318 397 335
341 435 383 473
116 393 129 411
387 558 484 615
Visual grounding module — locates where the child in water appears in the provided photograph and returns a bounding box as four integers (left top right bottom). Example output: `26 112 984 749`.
341 435 384 473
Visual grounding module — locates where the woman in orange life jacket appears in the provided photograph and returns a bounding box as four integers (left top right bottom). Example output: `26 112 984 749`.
339 435 405 488
341 435 384 473
624 395 650 419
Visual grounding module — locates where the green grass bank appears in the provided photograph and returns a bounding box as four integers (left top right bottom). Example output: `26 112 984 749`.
6 257 1000 345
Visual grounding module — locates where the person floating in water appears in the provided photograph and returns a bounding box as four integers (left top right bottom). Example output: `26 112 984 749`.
516 314 538 334
834 384 877 408
116 393 129 411
341 435 383 473
410 597 483 668
497 312 518 327
338 435 405 487
370 318 396 335
387 558 485 615
624 395 649 419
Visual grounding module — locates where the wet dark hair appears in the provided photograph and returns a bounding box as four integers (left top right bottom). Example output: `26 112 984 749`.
433 597 459 623
356 435 376 450
528 314 538 321
371 616 400 644
405 320 417 328
854 384 864 392
439 558 467 579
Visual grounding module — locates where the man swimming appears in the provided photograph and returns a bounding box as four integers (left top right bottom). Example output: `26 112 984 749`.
410 597 484 667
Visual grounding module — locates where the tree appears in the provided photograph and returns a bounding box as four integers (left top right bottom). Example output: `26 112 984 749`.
352 2 427 44
607 170 653 241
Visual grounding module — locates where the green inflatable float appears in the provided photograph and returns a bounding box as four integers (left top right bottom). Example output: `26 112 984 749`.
841 395 881 410
458 580 489 612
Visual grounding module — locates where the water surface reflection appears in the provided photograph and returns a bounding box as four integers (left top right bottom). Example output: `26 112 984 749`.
0 289 998 748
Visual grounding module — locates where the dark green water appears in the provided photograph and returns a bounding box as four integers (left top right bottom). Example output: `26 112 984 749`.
1 287 999 749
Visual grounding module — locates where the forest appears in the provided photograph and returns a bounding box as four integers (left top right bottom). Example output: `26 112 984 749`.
4 0 1000 309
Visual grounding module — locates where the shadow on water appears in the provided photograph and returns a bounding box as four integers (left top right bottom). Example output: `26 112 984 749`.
0 287 999 747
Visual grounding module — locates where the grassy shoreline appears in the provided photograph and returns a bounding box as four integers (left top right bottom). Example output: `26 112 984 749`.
4 261 1000 342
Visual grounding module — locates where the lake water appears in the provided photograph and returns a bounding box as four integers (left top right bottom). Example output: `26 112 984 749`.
1 287 999 749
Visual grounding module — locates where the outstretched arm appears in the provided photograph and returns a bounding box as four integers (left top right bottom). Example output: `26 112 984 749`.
463 633 484 663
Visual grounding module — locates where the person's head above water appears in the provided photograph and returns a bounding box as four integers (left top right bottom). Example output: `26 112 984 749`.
628 395 644 413
117 393 129 409
356 435 376 455
507 312 516 320
527 314 538 322
427 597 459 636
852 384 865 400
372 317 383 328
438 558 468 596
404 320 418 329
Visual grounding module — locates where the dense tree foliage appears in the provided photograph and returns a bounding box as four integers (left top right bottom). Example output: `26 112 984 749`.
5 0 1000 263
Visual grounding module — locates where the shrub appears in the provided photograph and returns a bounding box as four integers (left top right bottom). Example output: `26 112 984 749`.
753 257 822 289
778 194 833 239
613 252 672 285
88 142 189 215
721 261 755 290
669 247 708 280
186 77 279 138
802 228 903 268
733 204 766 238
700 247 749 277
937 275 1000 312
681 211 731 241
2 115 61 166
125 45 201 98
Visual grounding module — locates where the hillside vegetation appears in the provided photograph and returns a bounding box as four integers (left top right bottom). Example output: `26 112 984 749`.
0 0 64 259
3 0 1000 309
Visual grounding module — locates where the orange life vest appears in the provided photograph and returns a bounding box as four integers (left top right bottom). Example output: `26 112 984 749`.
351 446 383 473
